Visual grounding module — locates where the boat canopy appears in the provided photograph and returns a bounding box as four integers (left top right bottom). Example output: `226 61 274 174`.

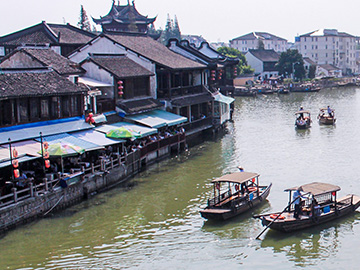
211 172 259 184
295 110 311 115
284 182 340 196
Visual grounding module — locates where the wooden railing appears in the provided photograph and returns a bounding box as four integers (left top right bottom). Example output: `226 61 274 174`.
0 133 186 208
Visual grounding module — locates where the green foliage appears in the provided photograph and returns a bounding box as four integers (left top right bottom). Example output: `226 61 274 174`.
276 49 306 80
217 47 254 75
308 65 316 79
77 5 91 31
160 14 181 45
258 40 265 50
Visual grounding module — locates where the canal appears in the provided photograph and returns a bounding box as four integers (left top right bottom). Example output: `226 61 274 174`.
2 87 360 269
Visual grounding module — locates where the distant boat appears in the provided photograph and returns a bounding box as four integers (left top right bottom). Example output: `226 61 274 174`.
255 182 360 233
200 171 272 221
295 110 311 129
277 88 290 94
318 108 336 125
234 87 257 97
288 84 320 92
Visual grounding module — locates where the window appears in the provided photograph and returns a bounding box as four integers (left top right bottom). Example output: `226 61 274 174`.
19 98 29 122
41 99 49 118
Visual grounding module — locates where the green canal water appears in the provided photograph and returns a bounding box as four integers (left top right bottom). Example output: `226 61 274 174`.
2 87 360 269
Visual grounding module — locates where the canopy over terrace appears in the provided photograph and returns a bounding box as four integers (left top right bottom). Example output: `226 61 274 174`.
37 133 104 152
95 122 157 138
213 92 235 104
125 109 187 129
211 172 260 184
0 146 40 169
0 117 93 144
70 130 125 146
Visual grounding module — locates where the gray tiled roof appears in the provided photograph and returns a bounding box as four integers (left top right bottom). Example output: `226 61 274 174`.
0 22 96 45
19 48 83 75
106 33 206 70
248 49 280 62
85 54 154 78
0 70 86 98
232 32 287 41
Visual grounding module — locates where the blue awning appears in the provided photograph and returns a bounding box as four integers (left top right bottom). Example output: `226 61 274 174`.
125 109 187 128
38 133 103 152
95 122 157 138
70 130 125 146
0 117 93 144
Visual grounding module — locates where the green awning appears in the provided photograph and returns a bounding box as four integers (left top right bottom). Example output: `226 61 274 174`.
95 122 157 138
126 109 187 128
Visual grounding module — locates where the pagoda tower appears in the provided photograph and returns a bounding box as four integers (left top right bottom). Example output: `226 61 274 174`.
92 0 157 34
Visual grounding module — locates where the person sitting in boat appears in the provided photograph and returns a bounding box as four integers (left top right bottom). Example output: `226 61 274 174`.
327 105 333 117
241 182 248 195
293 188 303 219
311 198 321 217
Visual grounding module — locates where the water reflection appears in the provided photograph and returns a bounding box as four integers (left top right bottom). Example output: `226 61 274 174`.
261 212 360 267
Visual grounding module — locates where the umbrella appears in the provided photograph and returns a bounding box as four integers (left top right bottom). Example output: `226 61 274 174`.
39 142 85 157
106 127 140 139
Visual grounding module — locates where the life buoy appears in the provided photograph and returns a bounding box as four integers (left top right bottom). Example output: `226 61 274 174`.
43 141 49 150
270 214 285 220
12 148 18 158
12 159 19 168
248 186 257 192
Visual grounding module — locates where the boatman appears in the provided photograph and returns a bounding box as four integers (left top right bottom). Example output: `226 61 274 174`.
299 106 304 119
293 188 303 219
327 105 333 117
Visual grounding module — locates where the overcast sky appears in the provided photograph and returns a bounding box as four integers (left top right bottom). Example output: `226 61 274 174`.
1 0 359 43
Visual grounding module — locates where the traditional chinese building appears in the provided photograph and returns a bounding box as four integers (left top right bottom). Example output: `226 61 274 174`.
92 1 156 34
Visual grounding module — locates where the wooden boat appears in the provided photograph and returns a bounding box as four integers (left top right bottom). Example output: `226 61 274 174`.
200 171 272 221
295 110 311 129
255 182 360 233
288 83 320 92
234 87 257 97
277 88 290 94
318 108 336 125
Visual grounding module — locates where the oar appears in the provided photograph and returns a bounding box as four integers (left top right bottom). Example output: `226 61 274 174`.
255 192 310 240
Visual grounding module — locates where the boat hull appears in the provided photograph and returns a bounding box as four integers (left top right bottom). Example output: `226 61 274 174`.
260 195 360 232
200 183 272 221
319 117 336 125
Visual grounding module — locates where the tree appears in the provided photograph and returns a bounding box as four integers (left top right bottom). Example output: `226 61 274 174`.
160 14 181 45
217 47 254 75
276 49 306 80
258 39 265 50
77 5 91 31
308 65 316 79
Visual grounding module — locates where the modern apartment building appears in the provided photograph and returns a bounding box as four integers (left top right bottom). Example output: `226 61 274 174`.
230 32 287 53
295 29 357 75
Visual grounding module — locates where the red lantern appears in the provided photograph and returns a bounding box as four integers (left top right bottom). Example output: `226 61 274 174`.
117 80 124 96
44 151 50 159
332 192 336 196
234 67 237 76
12 159 19 168
43 141 49 150
252 178 256 183
211 70 216 81
45 159 51 169
14 169 20 178
12 148 18 158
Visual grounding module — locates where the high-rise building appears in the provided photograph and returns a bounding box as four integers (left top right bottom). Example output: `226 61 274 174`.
295 29 357 75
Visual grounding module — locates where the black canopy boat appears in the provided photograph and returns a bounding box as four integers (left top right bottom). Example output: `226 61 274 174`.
200 171 272 221
295 110 311 129
255 182 360 233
